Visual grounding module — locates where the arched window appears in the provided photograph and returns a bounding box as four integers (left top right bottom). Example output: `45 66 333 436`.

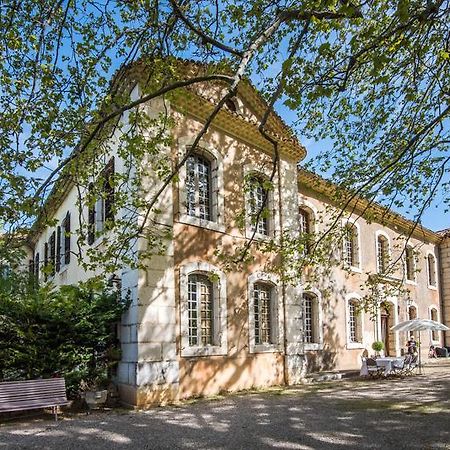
186 154 212 220
303 293 320 344
408 305 417 320
427 254 437 287
248 272 281 353
248 175 270 236
299 207 314 254
377 234 390 273
348 298 363 344
180 262 227 357
405 246 415 281
343 223 359 268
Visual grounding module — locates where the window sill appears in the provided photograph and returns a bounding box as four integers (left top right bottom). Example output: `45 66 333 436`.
346 342 364 350
428 284 438 290
344 265 362 274
405 279 417 286
181 345 227 357
245 229 272 241
250 343 282 354
178 214 226 233
304 343 324 351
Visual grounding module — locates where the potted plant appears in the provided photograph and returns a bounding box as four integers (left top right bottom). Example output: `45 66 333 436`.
371 341 385 357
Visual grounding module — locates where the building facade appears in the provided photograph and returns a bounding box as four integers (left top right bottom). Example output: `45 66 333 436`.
27 63 448 407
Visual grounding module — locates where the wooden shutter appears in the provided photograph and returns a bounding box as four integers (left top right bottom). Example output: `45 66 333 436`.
104 157 115 222
64 212 71 264
88 183 95 245
44 243 48 281
49 232 56 276
56 226 61 272
34 252 40 280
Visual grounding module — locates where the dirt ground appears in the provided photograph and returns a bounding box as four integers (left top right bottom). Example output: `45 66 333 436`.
1 362 449 449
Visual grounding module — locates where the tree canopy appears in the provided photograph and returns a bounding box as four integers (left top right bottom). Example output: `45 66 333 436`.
1 0 448 275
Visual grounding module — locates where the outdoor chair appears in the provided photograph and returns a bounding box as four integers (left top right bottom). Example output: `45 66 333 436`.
391 357 406 376
403 354 419 376
365 357 383 378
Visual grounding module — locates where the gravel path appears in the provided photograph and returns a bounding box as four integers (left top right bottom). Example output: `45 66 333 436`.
1 365 449 449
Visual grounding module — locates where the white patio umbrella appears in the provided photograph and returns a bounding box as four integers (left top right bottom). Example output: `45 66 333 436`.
391 319 449 374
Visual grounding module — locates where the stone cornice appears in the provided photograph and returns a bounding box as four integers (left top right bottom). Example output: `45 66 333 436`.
298 168 442 245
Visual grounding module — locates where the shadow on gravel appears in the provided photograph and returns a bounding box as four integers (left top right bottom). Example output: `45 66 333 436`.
1 372 449 449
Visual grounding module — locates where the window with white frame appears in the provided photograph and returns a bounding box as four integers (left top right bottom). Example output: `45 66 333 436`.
377 234 389 273
405 245 415 281
188 274 214 346
180 262 227 357
178 144 224 232
299 207 313 254
254 283 273 344
303 293 320 345
186 154 212 221
248 175 270 236
248 273 281 352
427 253 437 287
348 299 363 344
343 223 359 268
430 307 439 341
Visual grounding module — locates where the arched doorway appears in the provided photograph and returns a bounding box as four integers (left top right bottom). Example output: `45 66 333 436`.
380 304 395 356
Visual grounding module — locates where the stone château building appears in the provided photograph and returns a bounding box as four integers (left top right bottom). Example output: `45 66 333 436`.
27 61 448 407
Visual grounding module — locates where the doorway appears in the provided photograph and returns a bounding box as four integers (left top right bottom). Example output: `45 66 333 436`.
380 305 395 356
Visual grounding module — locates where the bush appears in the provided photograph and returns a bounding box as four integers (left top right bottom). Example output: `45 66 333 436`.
0 274 129 397
371 341 385 353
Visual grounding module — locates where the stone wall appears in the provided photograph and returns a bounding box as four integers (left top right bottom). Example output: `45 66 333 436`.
439 235 450 345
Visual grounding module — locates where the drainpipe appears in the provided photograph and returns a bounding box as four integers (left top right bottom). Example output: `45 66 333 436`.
438 244 447 347
276 158 289 386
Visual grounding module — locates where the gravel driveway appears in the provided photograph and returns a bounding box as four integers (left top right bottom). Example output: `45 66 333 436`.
1 365 449 449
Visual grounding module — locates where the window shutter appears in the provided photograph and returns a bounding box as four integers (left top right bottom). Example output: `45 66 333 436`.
64 212 71 264
44 243 48 281
104 157 114 222
56 226 61 272
34 252 40 280
49 232 56 276
88 183 95 245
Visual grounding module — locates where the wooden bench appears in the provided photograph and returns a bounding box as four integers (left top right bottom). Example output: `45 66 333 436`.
0 378 69 421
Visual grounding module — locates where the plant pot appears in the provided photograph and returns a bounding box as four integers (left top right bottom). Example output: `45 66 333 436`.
84 389 108 409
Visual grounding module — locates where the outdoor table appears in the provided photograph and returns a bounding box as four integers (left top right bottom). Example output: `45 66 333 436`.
375 357 404 376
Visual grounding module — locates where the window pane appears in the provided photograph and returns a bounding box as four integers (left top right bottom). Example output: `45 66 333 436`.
186 155 211 220
344 227 355 266
349 301 359 343
406 247 414 281
303 294 313 343
377 236 388 273
249 178 268 235
254 283 272 344
188 274 213 346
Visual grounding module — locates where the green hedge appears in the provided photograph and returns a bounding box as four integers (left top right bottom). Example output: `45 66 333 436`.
0 274 129 398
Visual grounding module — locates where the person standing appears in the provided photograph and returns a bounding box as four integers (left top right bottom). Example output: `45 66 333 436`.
406 335 417 355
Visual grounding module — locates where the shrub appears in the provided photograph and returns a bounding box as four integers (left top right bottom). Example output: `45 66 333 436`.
0 274 129 397
371 341 385 353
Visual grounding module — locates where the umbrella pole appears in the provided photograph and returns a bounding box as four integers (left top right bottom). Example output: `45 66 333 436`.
419 330 422 375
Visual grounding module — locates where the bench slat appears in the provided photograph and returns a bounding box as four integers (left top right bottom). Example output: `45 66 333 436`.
0 379 68 414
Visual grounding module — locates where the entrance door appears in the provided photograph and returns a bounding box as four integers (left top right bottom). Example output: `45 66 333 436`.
381 312 390 355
